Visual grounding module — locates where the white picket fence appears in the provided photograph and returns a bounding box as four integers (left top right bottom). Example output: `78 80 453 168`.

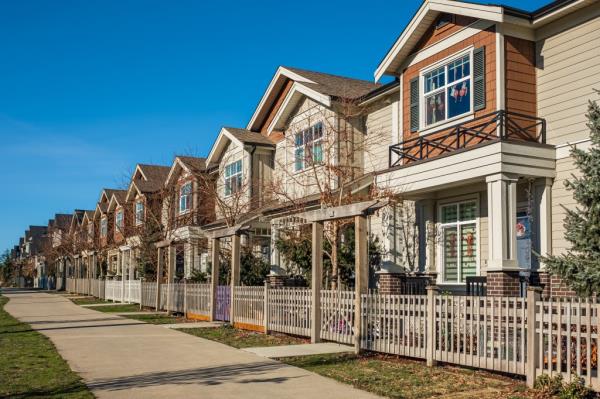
65 277 600 389
267 288 312 336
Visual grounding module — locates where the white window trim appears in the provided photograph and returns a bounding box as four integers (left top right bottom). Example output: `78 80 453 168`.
100 217 108 237
294 121 324 173
419 47 475 134
223 159 243 198
179 182 192 215
115 209 124 230
436 194 480 285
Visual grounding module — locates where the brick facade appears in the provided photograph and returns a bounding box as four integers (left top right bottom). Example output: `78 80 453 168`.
377 272 431 295
530 272 576 298
486 271 521 296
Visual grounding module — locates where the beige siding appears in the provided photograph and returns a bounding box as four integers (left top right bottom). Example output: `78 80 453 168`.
364 94 397 174
216 141 249 219
551 156 580 256
536 13 600 145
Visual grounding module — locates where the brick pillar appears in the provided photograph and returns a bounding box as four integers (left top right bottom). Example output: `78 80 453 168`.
486 270 520 296
531 271 576 298
377 272 404 295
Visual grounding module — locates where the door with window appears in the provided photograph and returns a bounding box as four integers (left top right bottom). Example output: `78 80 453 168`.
439 200 478 283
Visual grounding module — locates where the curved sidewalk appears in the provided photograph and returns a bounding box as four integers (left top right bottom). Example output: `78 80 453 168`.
2 289 379 399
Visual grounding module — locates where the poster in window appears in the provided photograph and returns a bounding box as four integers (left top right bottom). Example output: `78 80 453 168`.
516 214 531 269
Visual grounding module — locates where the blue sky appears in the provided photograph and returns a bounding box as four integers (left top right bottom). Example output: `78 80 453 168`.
0 0 549 252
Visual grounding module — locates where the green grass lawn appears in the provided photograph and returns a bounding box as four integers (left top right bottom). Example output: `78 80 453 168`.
178 325 308 348
282 353 533 399
89 303 141 313
123 313 182 324
70 297 109 305
0 295 93 399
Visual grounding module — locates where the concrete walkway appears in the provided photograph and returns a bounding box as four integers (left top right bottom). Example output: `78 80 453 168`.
2 289 379 399
243 343 354 359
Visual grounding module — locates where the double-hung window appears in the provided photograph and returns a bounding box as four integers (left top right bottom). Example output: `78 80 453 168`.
224 160 242 197
115 210 123 230
423 52 472 127
179 182 192 214
100 217 107 237
135 201 144 225
294 122 323 171
439 200 477 283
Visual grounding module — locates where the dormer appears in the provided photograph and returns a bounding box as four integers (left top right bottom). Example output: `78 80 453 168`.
125 163 170 230
107 190 128 243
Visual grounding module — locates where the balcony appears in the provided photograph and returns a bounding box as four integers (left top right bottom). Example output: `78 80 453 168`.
388 110 546 168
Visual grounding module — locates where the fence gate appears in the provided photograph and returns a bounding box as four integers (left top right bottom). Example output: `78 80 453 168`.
216 285 231 322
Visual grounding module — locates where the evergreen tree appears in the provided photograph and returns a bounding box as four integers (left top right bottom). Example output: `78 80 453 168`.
543 94 600 296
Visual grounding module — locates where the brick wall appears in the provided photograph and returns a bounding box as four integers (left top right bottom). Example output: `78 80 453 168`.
531 272 577 298
487 271 521 296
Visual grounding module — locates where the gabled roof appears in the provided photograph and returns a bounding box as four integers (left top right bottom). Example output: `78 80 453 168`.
107 190 128 212
164 156 207 187
373 0 594 81
247 66 381 132
69 209 86 232
52 214 73 230
126 163 171 201
205 127 276 166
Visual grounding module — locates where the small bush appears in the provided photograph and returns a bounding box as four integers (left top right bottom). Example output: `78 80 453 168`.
534 374 596 399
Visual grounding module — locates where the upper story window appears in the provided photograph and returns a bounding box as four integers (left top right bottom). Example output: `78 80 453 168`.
100 218 107 237
224 160 242 197
87 223 93 238
294 122 323 172
135 201 144 225
179 182 192 214
439 200 477 283
422 52 472 128
115 210 123 230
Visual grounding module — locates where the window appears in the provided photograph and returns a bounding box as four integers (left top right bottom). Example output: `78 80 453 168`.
100 218 107 237
439 200 477 283
115 210 123 230
294 122 323 171
87 223 93 238
179 182 192 213
224 160 242 197
423 52 472 127
135 201 144 225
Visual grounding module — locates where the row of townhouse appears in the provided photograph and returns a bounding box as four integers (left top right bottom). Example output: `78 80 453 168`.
12 0 600 297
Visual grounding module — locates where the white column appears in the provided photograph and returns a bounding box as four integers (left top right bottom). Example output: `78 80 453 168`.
230 234 241 325
486 173 519 271
538 178 553 270
421 199 437 275
184 242 193 279
120 250 126 303
210 238 220 321
354 215 368 354
270 223 280 266
311 221 323 344
128 250 135 280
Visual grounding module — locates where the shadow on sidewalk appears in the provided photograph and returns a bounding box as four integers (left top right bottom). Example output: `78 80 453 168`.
87 361 304 392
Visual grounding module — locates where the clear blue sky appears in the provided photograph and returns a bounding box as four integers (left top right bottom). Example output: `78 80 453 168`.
0 0 548 252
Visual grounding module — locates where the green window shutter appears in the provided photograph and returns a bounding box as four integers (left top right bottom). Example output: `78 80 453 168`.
410 77 419 132
473 46 486 111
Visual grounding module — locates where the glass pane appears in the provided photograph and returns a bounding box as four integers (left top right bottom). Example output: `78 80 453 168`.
235 160 242 173
304 128 313 144
459 201 477 221
448 55 470 83
443 226 458 282
314 122 323 139
441 204 458 223
425 91 445 125
460 223 477 282
425 66 445 92
295 132 303 147
447 80 470 119
295 148 304 171
225 179 232 196
313 142 323 163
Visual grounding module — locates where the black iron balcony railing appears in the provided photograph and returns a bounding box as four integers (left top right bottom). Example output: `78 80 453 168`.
388 110 546 168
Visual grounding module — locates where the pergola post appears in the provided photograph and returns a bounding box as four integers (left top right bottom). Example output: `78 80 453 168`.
230 234 241 325
155 247 164 310
166 245 176 313
210 238 220 321
311 221 323 344
354 215 368 354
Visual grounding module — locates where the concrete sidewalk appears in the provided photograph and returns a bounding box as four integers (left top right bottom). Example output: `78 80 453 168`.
244 343 354 359
2 289 379 399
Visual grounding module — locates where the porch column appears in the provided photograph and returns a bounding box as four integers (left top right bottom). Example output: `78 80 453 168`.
156 247 164 310
129 250 135 280
230 234 241 325
421 199 437 276
354 215 368 354
486 173 519 296
270 223 280 267
184 241 193 279
210 238 220 321
120 250 126 303
537 178 553 269
91 253 97 279
311 221 323 343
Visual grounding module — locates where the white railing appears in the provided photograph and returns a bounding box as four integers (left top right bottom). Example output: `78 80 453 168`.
187 284 211 318
321 289 355 344
233 286 265 329
141 282 157 308
267 288 311 337
535 297 600 391
361 293 427 359
165 283 185 313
